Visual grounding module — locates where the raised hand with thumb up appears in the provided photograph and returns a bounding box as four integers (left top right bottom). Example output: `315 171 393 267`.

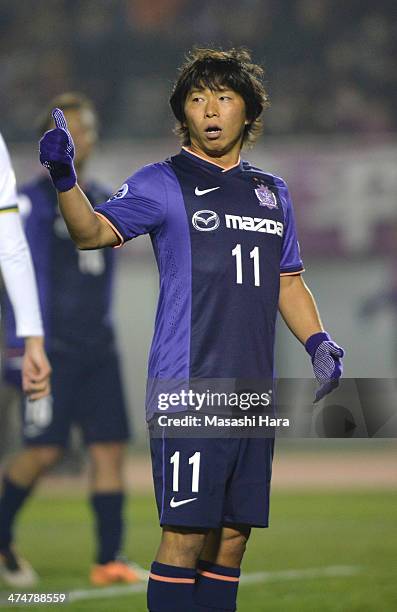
39 108 77 192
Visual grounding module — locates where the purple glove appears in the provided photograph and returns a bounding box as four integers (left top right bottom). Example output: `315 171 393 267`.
305 332 345 403
39 108 76 192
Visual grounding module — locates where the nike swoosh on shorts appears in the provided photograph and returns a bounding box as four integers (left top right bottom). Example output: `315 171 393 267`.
169 496 198 508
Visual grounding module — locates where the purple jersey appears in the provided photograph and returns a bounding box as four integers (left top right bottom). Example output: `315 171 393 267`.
95 149 304 418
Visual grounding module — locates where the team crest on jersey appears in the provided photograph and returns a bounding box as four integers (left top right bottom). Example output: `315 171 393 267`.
254 181 278 209
108 183 128 201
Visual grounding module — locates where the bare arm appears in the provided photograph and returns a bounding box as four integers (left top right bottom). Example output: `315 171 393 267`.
58 185 119 249
278 274 323 344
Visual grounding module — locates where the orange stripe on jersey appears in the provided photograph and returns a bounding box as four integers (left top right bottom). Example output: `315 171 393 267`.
280 269 305 276
149 573 196 584
198 570 240 583
94 211 124 248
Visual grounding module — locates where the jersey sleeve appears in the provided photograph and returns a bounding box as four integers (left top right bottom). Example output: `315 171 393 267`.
275 177 305 275
0 134 43 337
0 133 18 213
94 163 167 246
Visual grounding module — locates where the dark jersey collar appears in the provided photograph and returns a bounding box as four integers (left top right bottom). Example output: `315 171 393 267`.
179 147 243 175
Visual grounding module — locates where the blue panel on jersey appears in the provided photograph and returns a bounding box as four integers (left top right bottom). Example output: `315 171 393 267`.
147 164 192 384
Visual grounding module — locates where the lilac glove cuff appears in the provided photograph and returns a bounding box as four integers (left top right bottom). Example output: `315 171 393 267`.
305 331 331 359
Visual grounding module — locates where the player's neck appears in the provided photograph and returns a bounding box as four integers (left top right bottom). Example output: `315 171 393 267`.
184 145 241 171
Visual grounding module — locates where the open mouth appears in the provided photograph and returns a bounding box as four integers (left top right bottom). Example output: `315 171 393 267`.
205 125 222 139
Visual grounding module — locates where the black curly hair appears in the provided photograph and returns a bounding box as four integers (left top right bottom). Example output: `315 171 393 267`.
170 47 270 147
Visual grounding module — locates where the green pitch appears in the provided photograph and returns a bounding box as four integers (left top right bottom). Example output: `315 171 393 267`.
0 490 396 611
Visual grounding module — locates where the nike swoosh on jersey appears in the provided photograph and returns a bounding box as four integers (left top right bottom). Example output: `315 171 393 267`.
170 496 198 508
195 186 220 196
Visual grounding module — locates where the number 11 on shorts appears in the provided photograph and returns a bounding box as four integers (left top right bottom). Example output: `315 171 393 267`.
170 451 201 493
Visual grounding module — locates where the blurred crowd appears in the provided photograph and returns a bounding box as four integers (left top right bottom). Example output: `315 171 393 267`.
1 0 396 141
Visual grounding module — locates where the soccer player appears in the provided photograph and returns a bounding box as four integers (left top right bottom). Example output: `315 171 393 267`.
39 50 344 612
0 94 142 588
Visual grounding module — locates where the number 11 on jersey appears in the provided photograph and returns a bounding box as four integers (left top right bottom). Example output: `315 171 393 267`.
232 243 261 287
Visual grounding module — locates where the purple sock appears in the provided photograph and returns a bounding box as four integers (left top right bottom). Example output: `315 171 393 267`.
0 476 32 550
194 560 240 611
147 561 198 612
90 492 124 564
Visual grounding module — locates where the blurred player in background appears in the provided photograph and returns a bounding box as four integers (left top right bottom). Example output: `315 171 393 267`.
360 262 397 364
0 132 51 584
0 94 141 588
39 51 344 612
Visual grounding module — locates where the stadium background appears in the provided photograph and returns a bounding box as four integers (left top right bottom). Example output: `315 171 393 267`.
0 1 396 610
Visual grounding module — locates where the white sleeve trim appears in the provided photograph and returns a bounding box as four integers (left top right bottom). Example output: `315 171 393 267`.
0 133 18 210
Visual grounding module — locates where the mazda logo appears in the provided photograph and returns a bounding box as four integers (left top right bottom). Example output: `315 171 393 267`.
192 210 220 232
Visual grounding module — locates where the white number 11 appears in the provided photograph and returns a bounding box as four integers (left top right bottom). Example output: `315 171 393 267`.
232 243 261 287
170 451 201 493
